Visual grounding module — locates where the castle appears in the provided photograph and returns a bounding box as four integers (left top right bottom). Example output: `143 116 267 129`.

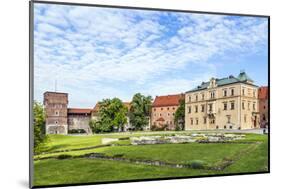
43 71 268 134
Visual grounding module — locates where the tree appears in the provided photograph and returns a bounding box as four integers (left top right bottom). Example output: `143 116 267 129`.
33 101 48 154
129 93 152 131
90 98 128 133
174 98 185 130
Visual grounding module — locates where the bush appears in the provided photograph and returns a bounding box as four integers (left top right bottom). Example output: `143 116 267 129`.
151 124 168 131
188 160 206 169
119 137 130 140
57 154 72 160
68 129 86 134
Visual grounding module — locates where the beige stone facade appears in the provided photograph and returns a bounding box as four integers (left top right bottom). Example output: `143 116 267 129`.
185 72 260 130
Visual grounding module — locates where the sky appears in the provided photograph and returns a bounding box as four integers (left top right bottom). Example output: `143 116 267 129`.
33 3 268 108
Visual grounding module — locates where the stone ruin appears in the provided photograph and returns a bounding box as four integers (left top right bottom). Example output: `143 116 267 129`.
130 133 245 145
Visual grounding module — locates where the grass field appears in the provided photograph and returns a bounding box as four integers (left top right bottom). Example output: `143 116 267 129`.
33 131 268 187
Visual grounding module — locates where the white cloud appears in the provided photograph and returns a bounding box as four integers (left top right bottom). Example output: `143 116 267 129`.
33 4 268 107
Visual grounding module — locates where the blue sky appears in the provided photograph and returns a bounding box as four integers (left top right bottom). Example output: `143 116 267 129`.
34 3 268 108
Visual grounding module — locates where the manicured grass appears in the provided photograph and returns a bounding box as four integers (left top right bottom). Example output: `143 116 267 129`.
33 158 217 186
34 132 268 186
224 138 268 173
93 143 250 166
43 132 264 153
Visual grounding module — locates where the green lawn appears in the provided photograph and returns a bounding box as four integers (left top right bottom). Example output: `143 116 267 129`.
34 158 219 186
33 132 268 187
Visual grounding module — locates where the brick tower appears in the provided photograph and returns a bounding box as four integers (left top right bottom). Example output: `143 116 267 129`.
43 92 68 134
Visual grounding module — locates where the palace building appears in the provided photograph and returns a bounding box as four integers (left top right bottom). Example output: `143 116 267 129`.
185 71 260 130
151 94 184 130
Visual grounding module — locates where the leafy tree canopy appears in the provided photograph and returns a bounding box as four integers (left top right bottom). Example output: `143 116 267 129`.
174 98 185 131
90 98 128 133
33 101 48 154
129 93 152 131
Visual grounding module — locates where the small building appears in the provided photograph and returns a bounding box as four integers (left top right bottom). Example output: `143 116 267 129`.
258 86 269 128
151 94 184 130
185 71 260 130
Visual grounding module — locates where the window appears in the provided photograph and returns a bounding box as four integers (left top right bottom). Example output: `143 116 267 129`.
55 111 59 115
216 126 219 129
202 94 205 100
195 95 198 101
191 118 193 125
231 102 235 110
253 90 256 97
189 96 191 102
173 107 175 110
201 105 205 112
248 102 250 110
242 102 245 110
242 88 245 96
244 115 247 123
227 115 231 123
172 113 175 116
224 125 227 129
231 89 234 96
161 108 163 110
168 113 170 116
170 121 172 124
223 89 227 97
188 106 191 113
204 117 207 124
229 126 233 129
154 108 156 111
195 105 198 113
160 113 162 116
253 103 256 111
55 121 58 124
264 106 266 109
208 104 213 111
223 102 227 110
196 118 199 125
167 107 169 110
210 91 215 99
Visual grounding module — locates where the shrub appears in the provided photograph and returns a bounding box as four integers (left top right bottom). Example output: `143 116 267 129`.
188 160 206 169
68 129 86 134
57 154 72 160
119 137 130 140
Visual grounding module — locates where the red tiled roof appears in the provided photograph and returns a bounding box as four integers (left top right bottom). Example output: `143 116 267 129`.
68 108 92 114
156 117 165 122
258 86 268 100
152 94 184 107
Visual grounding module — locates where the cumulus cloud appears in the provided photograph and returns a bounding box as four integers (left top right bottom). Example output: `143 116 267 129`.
33 4 268 107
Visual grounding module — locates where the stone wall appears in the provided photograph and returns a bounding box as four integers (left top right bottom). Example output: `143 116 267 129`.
68 114 92 134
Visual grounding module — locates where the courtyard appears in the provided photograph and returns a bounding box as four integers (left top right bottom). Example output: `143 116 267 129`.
33 130 268 187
